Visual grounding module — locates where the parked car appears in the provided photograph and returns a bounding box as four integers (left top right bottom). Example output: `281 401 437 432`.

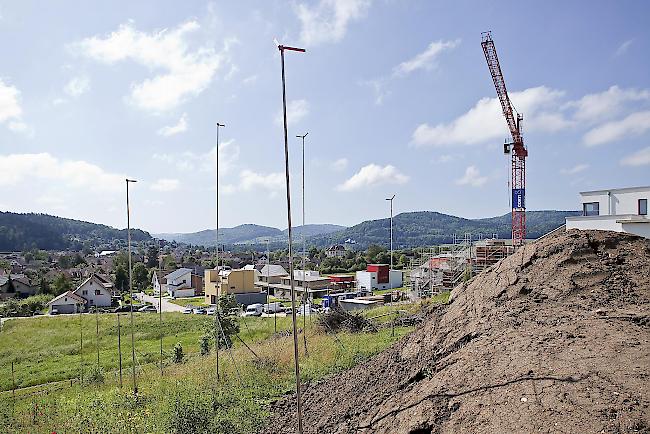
243 303 263 317
263 302 284 314
193 307 207 315
206 307 216 315
113 305 132 313
182 307 193 314
138 305 157 313
50 308 59 316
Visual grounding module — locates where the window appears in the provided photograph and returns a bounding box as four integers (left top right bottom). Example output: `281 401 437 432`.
95 289 101 295
82 290 88 295
640 199 648 216
583 202 599 216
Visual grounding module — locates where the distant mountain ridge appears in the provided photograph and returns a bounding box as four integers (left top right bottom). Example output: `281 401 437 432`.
0 212 151 251
155 224 346 247
156 210 579 249
308 210 580 248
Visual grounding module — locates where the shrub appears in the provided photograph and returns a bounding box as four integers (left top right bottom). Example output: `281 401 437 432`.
199 335 210 356
172 342 184 364
84 365 105 385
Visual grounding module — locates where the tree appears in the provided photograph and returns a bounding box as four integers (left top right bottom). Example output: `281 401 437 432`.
146 245 159 268
204 295 240 349
114 265 128 293
132 262 149 291
52 273 72 295
172 342 184 363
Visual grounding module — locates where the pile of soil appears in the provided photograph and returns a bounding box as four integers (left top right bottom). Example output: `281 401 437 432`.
317 309 376 333
263 230 650 433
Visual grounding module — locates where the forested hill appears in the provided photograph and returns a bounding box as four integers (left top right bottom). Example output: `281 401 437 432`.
309 210 580 248
0 212 151 251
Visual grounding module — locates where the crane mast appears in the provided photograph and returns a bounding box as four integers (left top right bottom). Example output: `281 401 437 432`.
481 31 527 246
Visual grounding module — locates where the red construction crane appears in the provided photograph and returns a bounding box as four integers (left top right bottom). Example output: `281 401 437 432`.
481 31 527 247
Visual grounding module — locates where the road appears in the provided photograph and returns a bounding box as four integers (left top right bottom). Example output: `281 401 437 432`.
137 292 185 312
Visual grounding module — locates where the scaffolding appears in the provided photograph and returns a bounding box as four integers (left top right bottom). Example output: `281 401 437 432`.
406 233 514 299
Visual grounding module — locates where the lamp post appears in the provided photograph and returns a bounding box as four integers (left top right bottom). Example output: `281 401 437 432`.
215 122 225 382
125 178 137 394
386 194 395 270
278 42 305 434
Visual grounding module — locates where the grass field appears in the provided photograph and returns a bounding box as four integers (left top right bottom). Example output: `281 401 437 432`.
0 297 449 433
169 296 208 307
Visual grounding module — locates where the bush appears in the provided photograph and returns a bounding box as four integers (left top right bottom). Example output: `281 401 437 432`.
199 335 210 356
172 342 184 363
84 365 105 385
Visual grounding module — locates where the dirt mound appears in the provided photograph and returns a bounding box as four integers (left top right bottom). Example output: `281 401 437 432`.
262 230 650 433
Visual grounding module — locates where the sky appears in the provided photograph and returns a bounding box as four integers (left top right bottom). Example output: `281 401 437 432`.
0 0 648 234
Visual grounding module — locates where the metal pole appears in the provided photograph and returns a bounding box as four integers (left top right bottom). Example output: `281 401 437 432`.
158 240 163 376
95 305 100 371
126 178 137 394
11 361 16 404
79 311 83 384
297 132 309 356
215 122 224 382
386 195 395 270
117 312 123 388
279 43 305 434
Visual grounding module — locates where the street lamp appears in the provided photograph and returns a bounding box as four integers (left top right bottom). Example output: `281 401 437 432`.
278 42 305 434
215 122 225 382
386 194 395 270
125 178 137 394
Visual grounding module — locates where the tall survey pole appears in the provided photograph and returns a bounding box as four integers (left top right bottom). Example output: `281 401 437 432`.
297 132 309 356
278 42 306 434
125 178 138 394
215 122 225 382
386 194 395 269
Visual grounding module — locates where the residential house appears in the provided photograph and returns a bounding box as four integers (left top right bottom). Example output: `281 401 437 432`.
164 268 202 298
270 270 331 301
566 186 649 239
254 264 288 295
204 268 265 306
356 264 403 292
47 291 86 314
73 274 113 308
325 244 347 258
0 274 37 300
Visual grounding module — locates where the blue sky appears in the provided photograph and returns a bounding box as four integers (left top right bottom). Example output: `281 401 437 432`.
0 0 648 233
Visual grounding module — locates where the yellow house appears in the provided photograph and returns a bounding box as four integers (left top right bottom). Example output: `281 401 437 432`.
204 268 257 305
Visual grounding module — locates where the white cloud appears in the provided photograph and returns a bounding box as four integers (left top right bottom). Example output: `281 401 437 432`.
242 75 258 85
150 178 180 192
157 113 188 137
337 164 408 192
567 86 650 123
331 158 348 171
276 99 309 126
394 39 460 76
456 165 487 187
239 170 284 192
153 139 239 175
560 163 589 175
583 111 650 147
74 20 225 112
296 0 371 46
620 147 650 167
615 39 634 56
412 86 569 147
64 75 91 97
0 153 124 192
0 79 24 129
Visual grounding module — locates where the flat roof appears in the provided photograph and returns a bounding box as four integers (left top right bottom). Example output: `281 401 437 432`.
580 186 650 195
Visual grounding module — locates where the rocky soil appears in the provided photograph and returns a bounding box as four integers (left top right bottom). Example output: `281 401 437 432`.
263 230 650 433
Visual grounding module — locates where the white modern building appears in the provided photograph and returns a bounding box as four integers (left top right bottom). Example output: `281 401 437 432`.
356 264 403 292
566 186 649 239
164 268 195 298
